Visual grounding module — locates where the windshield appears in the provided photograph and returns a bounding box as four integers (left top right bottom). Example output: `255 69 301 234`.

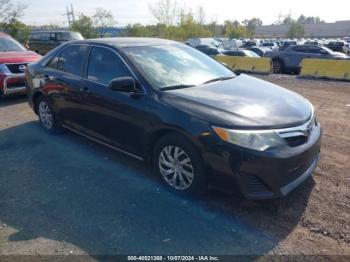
123 44 235 90
0 37 26 52
57 32 84 41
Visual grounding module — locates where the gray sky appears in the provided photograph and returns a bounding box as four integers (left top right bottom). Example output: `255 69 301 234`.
21 0 350 26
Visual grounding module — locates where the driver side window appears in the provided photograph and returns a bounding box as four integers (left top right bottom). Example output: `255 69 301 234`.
87 47 132 85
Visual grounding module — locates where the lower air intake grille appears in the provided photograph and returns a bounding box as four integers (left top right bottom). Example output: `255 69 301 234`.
242 174 272 197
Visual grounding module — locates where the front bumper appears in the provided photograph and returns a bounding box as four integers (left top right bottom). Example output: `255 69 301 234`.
0 73 26 95
202 124 322 199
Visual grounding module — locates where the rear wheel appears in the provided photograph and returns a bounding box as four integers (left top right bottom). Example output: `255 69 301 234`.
153 133 207 195
273 59 284 74
36 96 62 134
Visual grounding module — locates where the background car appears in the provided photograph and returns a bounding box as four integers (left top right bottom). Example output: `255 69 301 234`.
195 45 220 56
244 47 268 57
265 45 349 73
326 41 346 53
0 32 41 96
344 43 350 54
261 42 279 51
221 49 261 57
241 41 258 48
304 40 321 46
28 30 84 55
279 41 298 51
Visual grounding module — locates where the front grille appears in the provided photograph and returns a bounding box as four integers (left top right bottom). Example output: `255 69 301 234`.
276 114 317 148
242 174 272 196
284 136 308 147
7 82 26 89
5 63 27 74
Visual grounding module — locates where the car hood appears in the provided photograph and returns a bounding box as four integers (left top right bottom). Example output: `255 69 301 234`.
164 74 312 129
0 51 41 64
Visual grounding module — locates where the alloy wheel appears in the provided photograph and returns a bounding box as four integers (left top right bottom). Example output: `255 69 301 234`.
39 101 53 130
158 145 194 190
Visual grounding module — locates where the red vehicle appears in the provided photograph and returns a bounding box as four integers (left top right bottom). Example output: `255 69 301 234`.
0 32 41 96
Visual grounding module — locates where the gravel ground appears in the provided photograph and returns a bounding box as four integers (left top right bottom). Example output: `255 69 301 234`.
0 75 349 260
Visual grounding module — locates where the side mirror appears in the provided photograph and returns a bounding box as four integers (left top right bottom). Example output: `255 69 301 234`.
109 77 137 93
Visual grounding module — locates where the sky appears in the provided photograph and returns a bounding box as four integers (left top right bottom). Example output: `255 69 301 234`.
20 0 350 27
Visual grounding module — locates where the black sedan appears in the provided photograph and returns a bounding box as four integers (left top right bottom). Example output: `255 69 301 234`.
25 38 322 199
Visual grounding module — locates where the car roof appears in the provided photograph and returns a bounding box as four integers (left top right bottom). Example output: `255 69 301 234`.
71 37 181 48
30 30 79 34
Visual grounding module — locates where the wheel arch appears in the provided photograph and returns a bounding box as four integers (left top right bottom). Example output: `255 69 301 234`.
144 126 202 163
272 57 285 73
32 91 45 114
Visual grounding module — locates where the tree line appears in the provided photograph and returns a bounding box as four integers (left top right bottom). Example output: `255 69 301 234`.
0 0 326 43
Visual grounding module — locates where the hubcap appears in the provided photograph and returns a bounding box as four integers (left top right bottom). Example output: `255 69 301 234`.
39 101 53 130
158 146 194 190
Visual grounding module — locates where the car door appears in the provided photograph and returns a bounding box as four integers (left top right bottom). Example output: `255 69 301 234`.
287 46 311 69
79 45 148 156
306 46 325 59
40 44 89 126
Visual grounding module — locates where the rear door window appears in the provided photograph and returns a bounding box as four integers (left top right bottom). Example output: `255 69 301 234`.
56 45 88 76
292 46 309 53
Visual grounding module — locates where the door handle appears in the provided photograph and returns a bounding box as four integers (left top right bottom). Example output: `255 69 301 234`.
79 86 90 93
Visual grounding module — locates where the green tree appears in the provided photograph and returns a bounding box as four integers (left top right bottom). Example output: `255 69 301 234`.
297 15 325 24
149 0 180 26
242 17 262 38
224 20 247 38
2 18 30 43
175 13 212 40
71 14 98 39
0 0 27 25
92 8 115 37
282 15 294 25
287 22 305 38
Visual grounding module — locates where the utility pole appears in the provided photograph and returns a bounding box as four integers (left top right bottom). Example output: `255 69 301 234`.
66 4 76 27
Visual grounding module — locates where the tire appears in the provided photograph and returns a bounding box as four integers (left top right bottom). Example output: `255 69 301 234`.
36 96 62 134
272 59 284 74
153 133 207 195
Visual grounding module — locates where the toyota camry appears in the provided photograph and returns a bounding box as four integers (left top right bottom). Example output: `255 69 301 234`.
25 38 322 199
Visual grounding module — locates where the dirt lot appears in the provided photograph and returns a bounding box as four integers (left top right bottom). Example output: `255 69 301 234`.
0 75 349 259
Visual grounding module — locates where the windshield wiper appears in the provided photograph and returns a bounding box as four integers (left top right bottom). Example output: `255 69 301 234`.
202 76 236 85
161 84 196 91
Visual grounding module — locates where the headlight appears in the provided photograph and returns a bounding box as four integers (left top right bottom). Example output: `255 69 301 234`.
213 126 285 151
0 64 10 74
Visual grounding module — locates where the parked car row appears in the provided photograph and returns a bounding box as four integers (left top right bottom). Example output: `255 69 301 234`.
187 37 350 74
188 37 350 55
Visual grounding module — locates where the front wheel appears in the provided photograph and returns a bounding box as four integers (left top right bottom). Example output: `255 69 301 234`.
36 96 62 134
153 133 207 195
272 59 284 74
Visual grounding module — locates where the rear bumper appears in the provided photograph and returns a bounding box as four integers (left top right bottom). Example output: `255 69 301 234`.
0 73 26 95
203 124 322 199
